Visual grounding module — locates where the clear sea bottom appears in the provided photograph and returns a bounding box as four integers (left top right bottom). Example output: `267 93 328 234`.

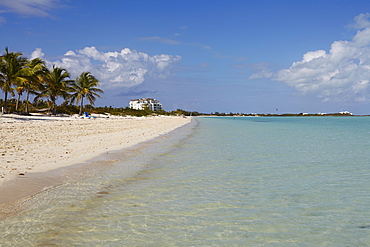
1 117 370 246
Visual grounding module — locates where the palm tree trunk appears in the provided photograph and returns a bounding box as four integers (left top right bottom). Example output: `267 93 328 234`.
3 91 8 114
25 90 30 114
52 100 56 115
15 93 21 112
79 97 84 115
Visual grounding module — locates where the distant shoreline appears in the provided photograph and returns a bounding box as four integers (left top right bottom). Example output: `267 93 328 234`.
198 113 369 117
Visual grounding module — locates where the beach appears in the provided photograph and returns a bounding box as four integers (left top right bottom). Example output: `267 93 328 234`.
0 114 190 216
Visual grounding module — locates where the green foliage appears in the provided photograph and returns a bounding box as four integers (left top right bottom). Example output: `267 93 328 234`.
69 72 103 115
0 47 28 113
0 48 103 116
170 109 199 116
0 47 197 117
92 106 158 117
55 103 79 115
23 58 47 114
36 65 74 115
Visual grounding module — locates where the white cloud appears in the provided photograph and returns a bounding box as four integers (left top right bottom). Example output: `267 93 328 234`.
36 46 181 88
247 62 274 79
351 13 370 29
302 50 326 62
0 0 59 17
271 13 370 102
31 48 44 59
249 70 273 79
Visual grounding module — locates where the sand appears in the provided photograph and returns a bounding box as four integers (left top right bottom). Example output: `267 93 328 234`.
0 114 191 215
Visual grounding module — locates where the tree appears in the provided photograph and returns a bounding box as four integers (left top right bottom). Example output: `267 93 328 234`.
36 65 73 115
22 58 47 113
69 72 104 115
0 47 28 113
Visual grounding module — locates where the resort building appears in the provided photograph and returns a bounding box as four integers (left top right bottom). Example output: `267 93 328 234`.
339 111 353 115
129 98 163 111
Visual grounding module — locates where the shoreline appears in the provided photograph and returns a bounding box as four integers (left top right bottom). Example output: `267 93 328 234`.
0 114 192 219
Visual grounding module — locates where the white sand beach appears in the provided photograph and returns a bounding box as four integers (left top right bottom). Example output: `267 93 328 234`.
0 114 190 185
0 114 190 213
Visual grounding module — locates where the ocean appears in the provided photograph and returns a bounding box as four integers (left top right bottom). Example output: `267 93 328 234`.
1 116 370 246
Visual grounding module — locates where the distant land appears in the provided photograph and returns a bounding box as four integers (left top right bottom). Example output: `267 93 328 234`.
196 111 370 117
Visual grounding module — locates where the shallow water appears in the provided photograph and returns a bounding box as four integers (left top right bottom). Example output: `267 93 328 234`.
2 117 370 246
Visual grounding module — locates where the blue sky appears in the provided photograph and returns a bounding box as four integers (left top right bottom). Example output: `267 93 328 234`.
2 0 370 114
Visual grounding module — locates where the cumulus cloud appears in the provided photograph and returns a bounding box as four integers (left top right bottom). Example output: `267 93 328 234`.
31 48 45 59
32 46 181 88
250 13 370 103
0 0 59 17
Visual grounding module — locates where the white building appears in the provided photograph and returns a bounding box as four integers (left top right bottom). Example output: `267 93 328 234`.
129 98 162 111
339 111 353 115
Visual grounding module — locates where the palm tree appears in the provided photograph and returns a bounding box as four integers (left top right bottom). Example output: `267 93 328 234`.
14 86 25 111
0 47 28 113
69 72 103 115
22 58 47 114
36 65 73 115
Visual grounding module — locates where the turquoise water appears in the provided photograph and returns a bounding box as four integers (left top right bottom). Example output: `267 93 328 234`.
2 117 370 246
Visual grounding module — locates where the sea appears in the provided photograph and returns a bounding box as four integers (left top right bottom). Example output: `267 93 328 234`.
1 116 370 246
